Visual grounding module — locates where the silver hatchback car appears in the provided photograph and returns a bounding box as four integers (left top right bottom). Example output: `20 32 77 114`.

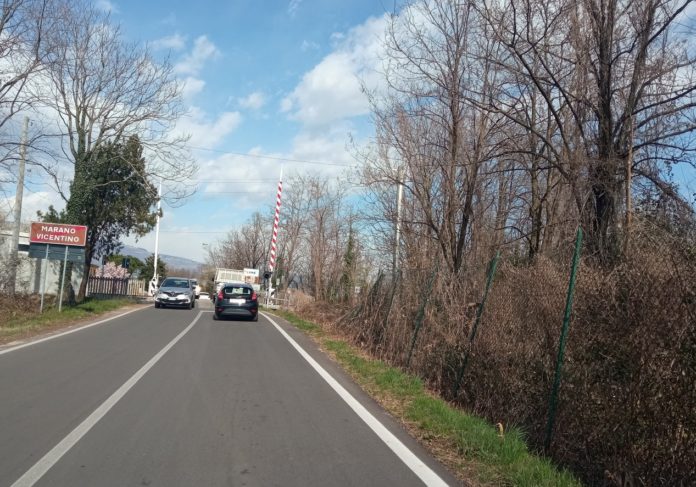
154 277 196 309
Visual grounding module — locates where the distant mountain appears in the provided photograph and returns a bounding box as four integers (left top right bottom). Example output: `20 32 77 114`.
120 244 203 273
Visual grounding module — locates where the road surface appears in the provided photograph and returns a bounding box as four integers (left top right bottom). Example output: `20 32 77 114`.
0 299 457 486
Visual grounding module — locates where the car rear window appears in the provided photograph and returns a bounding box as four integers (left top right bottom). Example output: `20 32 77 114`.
162 279 189 288
223 286 252 297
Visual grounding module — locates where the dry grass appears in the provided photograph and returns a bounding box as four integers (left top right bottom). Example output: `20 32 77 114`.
0 293 51 326
0 294 140 345
332 227 695 486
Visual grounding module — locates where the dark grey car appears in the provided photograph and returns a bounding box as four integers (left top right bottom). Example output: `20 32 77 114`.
213 282 258 321
154 277 196 309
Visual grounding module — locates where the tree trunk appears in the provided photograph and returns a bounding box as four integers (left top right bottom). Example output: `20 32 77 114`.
77 241 92 302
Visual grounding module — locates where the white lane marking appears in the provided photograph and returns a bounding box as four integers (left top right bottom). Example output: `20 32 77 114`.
10 311 204 487
262 312 450 487
0 307 146 356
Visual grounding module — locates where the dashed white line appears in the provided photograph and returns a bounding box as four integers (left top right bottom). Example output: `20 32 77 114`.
10 311 204 487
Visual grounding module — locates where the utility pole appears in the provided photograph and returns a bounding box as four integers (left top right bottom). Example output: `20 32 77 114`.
150 179 162 295
8 116 29 295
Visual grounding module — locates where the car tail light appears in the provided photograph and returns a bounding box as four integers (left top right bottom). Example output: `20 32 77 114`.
217 290 224 301
251 291 257 301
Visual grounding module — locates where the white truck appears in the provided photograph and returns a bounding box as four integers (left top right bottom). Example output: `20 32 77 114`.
213 268 244 300
214 268 245 286
213 268 262 302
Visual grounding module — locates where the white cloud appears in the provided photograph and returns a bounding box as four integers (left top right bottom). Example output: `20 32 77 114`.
238 92 266 110
196 125 356 200
288 0 303 17
161 13 177 26
282 15 388 127
96 0 118 14
301 40 319 52
280 97 293 113
181 77 206 99
0 190 65 223
330 32 345 44
152 34 186 51
124 125 362 262
175 36 221 76
174 107 242 148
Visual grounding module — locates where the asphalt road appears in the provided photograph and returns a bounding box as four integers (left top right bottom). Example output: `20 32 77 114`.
0 299 457 487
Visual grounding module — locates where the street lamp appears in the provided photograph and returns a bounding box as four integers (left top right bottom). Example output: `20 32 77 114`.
148 179 162 296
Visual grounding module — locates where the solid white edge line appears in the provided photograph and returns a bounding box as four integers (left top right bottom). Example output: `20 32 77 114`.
10 311 204 487
0 306 146 356
262 312 450 487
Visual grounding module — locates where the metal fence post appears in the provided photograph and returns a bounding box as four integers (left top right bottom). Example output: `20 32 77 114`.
406 263 439 368
452 251 500 398
544 227 583 451
379 269 401 344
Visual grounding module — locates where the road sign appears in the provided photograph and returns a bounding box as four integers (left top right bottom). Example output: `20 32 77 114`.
30 222 88 247
243 268 259 278
28 243 85 263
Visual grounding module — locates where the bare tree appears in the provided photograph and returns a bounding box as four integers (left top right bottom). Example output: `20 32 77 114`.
481 0 696 260
305 176 338 300
30 0 197 300
36 0 194 202
363 0 512 274
0 0 54 214
0 0 51 189
209 212 267 271
275 174 311 292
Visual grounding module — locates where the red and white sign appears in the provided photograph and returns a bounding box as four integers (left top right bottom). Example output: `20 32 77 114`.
30 222 88 247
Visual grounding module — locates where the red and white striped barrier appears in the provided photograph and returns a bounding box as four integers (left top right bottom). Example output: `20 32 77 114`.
268 170 283 273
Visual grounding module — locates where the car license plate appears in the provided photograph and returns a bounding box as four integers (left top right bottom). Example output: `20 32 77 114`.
230 298 245 305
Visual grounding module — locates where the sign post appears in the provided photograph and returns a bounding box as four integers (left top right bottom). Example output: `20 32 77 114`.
40 244 49 313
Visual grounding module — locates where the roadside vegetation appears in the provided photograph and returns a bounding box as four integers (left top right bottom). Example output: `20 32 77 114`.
230 1 695 484
0 295 137 345
0 0 692 484
269 308 582 487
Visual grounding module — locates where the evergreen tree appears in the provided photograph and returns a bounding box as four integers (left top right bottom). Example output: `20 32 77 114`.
64 136 158 300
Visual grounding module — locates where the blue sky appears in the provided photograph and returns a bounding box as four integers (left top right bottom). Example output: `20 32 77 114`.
12 0 400 262
5 0 695 264
115 0 398 262
112 0 397 262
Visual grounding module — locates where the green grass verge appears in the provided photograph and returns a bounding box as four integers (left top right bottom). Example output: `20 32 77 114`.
270 309 582 487
0 298 136 341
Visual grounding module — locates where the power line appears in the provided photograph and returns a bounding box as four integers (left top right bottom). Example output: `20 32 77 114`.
187 145 354 167
202 191 264 194
158 230 229 234
196 179 277 183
